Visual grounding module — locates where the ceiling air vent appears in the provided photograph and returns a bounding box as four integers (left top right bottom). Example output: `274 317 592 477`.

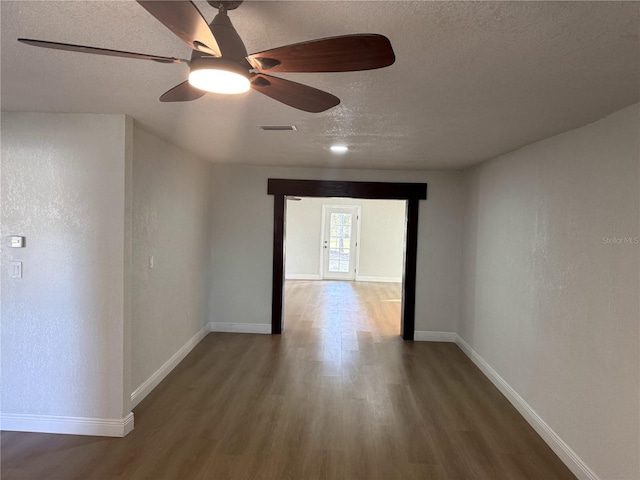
260 125 297 131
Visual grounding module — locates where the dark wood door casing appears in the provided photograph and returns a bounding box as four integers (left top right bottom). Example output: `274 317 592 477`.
268 179 427 340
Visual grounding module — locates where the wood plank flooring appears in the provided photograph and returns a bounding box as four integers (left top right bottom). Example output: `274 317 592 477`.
1 281 575 479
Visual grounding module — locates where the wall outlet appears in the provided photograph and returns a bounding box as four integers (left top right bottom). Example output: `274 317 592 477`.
149 255 154 269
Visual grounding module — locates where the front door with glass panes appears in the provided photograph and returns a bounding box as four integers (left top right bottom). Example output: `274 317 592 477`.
322 205 359 280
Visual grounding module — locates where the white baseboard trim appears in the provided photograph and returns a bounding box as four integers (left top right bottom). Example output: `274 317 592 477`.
131 321 269 413
131 323 210 408
454 334 599 480
414 330 457 342
355 275 402 283
209 322 271 334
0 412 134 437
285 274 322 281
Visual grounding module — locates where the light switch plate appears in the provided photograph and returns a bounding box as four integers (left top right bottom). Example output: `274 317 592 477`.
11 261 22 279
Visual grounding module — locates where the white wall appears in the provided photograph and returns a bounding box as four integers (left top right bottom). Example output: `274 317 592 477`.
0 114 214 433
285 198 322 278
210 165 465 333
285 197 405 281
131 126 213 395
460 104 639 480
1 112 131 423
357 199 406 281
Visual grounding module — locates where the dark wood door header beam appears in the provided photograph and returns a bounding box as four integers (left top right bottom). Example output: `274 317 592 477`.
268 179 427 200
268 178 427 340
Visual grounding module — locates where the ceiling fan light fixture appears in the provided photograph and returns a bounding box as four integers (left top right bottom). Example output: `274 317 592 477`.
189 69 249 94
188 58 250 94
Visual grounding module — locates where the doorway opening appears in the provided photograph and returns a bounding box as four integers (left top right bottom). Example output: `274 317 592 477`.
268 179 427 340
285 197 406 337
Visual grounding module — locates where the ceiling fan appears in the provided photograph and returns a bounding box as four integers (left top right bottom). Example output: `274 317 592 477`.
18 0 395 113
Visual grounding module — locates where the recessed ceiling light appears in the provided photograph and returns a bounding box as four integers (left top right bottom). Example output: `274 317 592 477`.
330 145 348 154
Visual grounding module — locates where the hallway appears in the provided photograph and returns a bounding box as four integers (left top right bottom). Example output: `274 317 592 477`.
1 281 574 479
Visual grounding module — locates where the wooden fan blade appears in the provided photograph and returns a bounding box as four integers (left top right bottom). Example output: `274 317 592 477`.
160 81 206 102
247 34 395 73
18 38 186 64
137 1 221 56
250 74 339 113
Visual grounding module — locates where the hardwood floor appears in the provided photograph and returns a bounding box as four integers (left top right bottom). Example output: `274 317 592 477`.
1 281 575 479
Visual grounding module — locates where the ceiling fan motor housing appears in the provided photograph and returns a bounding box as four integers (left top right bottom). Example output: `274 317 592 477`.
210 10 248 60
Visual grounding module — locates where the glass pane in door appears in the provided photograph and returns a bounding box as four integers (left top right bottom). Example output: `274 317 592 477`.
328 212 353 273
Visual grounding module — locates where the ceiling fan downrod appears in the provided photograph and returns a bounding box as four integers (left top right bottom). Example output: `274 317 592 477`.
207 1 244 13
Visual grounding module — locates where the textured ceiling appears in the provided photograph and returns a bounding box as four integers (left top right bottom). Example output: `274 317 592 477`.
1 1 638 170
